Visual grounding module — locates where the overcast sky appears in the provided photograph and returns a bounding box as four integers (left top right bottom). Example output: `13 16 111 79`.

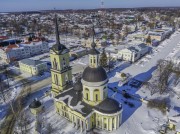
1 0 180 12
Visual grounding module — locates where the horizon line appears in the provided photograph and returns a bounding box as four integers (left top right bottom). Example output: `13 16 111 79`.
1 6 180 13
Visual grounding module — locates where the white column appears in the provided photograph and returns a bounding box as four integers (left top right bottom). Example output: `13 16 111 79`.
100 86 104 100
80 120 82 132
76 117 78 129
83 121 86 132
107 118 109 131
90 88 93 101
102 117 104 130
110 118 112 131
116 115 119 129
120 113 122 125
87 118 90 130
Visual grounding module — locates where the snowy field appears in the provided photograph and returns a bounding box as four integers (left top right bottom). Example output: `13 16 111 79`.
2 32 180 134
0 77 24 125
14 86 81 134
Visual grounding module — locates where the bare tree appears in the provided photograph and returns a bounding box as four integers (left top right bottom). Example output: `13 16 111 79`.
17 110 29 134
144 81 158 96
46 123 55 134
145 60 179 94
0 78 7 103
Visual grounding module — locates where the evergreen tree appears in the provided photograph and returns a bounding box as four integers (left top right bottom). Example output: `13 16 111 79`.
146 35 152 45
124 26 130 37
99 48 108 67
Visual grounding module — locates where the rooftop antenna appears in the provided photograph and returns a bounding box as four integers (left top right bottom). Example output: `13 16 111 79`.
101 0 104 9
100 0 105 17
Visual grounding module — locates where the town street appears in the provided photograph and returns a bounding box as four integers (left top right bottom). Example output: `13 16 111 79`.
122 32 180 81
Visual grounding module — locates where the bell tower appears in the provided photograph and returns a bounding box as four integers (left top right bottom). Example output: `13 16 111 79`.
50 14 72 97
82 26 108 106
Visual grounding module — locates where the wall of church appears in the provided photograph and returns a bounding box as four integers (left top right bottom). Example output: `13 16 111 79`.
55 101 93 131
95 111 122 131
54 100 122 132
82 83 108 106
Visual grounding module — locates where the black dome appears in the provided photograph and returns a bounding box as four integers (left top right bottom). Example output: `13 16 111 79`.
29 99 42 108
74 80 83 92
95 98 121 114
82 66 107 82
51 44 69 54
88 48 100 55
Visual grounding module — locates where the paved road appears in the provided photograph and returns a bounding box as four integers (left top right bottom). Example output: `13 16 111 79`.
122 32 180 82
20 63 87 96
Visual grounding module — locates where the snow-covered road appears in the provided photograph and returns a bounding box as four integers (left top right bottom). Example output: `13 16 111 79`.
122 32 180 81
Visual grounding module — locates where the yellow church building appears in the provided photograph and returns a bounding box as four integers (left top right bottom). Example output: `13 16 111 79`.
50 15 123 132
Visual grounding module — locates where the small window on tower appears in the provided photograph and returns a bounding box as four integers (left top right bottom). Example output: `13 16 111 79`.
63 58 66 68
53 58 57 70
54 74 58 85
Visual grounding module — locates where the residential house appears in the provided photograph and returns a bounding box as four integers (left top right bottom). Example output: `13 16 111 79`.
118 43 150 62
0 41 49 63
19 59 47 75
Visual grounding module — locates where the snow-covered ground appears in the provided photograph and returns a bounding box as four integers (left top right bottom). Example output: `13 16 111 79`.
122 31 180 82
14 86 81 134
0 77 24 126
2 31 180 134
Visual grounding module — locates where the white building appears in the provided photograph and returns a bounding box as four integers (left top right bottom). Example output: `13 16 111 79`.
19 59 47 75
0 41 49 63
146 28 173 42
118 43 150 62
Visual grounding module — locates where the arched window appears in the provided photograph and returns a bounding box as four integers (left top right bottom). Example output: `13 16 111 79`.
96 94 98 101
85 88 89 91
85 88 89 100
54 74 58 85
94 89 99 101
53 58 58 70
86 93 89 100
